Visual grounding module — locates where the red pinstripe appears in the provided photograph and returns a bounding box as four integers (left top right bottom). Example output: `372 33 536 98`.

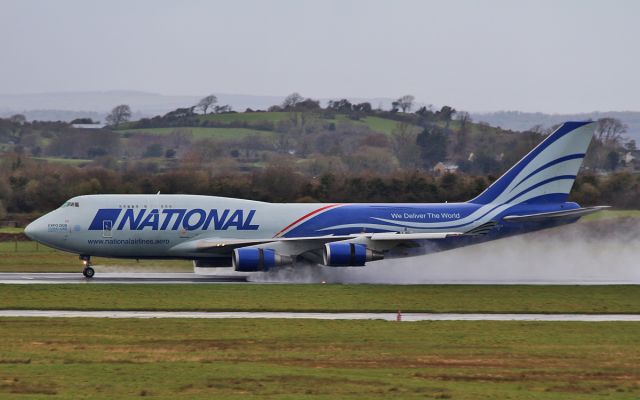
274 204 341 237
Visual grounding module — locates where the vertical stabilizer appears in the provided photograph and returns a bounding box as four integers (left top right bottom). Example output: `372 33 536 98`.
469 121 596 205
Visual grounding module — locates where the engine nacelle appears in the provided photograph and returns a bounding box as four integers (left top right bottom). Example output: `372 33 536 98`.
323 243 383 267
233 248 292 272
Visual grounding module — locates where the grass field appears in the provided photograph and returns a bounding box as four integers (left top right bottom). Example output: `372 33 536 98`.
581 209 640 221
0 318 638 399
32 157 93 165
361 116 419 135
1 284 639 313
0 241 191 272
120 126 274 140
198 111 289 124
0 226 23 234
157 112 420 136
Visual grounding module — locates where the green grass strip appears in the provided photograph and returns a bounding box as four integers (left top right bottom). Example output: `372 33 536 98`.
1 284 639 313
0 318 639 399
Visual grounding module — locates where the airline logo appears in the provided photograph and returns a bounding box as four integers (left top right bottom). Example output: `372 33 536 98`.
88 208 260 231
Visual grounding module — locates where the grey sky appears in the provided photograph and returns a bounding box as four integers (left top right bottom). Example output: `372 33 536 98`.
1 0 638 113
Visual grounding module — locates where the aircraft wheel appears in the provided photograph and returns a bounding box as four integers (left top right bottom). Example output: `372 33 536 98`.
83 266 95 278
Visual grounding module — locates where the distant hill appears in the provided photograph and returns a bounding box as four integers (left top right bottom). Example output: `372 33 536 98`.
3 91 637 144
0 91 395 122
472 111 640 143
0 109 141 124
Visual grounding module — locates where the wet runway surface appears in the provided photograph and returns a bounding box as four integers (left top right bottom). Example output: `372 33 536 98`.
1 272 638 285
0 272 247 284
1 309 639 321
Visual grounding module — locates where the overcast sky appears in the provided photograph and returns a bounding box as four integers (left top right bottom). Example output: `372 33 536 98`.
1 0 638 113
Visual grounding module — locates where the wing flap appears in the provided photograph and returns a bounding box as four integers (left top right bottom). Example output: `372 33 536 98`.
169 234 356 254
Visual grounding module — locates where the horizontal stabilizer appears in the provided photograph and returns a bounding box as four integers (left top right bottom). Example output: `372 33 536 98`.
502 206 610 222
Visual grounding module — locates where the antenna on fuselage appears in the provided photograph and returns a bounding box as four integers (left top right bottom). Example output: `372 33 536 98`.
156 191 161 195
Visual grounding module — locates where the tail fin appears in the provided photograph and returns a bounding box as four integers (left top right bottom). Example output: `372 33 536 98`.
469 121 596 205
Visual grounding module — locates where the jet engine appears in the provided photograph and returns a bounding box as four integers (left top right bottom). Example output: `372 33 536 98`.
233 248 292 272
322 242 383 267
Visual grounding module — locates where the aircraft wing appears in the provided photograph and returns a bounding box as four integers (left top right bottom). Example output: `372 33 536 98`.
169 231 463 257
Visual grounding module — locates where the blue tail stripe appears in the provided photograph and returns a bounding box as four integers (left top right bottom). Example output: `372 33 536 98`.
509 153 585 193
505 175 576 204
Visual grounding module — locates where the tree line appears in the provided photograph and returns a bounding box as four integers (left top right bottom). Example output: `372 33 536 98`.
1 151 638 219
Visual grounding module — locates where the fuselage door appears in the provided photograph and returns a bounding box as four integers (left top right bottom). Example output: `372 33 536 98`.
103 220 113 238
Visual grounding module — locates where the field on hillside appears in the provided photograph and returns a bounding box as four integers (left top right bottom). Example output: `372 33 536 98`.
120 112 422 138
32 157 93 165
120 127 274 140
1 318 638 399
199 111 290 123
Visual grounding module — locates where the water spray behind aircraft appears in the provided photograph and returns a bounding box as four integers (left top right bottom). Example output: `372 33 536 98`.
250 218 640 284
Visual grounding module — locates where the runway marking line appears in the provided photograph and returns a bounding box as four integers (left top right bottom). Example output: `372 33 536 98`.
1 310 640 322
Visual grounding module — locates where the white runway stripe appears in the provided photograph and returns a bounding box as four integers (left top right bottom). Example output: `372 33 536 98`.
1 310 639 322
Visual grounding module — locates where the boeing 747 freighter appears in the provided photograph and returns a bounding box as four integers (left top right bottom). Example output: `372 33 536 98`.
25 121 607 278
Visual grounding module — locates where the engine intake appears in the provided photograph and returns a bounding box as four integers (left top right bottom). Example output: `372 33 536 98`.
233 248 292 272
323 243 383 267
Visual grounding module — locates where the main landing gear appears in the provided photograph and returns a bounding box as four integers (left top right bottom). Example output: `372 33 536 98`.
80 255 95 278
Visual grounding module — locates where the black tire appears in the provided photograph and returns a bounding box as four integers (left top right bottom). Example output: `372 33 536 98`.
83 266 95 278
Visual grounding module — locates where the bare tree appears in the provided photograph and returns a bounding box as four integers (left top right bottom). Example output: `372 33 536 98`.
436 105 456 128
396 95 415 113
456 111 472 128
105 104 132 127
391 122 420 168
528 124 545 134
0 200 7 220
9 114 26 124
281 92 303 109
596 118 627 145
196 95 217 114
213 104 232 113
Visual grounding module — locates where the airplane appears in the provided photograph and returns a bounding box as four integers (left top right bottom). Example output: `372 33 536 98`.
25 121 607 278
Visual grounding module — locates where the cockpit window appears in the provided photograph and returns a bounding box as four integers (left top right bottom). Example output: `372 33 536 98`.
61 201 80 208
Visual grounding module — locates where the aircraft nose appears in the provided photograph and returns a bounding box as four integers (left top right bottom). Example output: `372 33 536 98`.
24 217 45 241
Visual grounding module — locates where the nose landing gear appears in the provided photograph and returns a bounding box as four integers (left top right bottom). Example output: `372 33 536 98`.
80 255 95 278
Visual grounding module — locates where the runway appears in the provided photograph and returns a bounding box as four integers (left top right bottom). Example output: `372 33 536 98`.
1 309 639 321
1 272 638 285
0 272 246 284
